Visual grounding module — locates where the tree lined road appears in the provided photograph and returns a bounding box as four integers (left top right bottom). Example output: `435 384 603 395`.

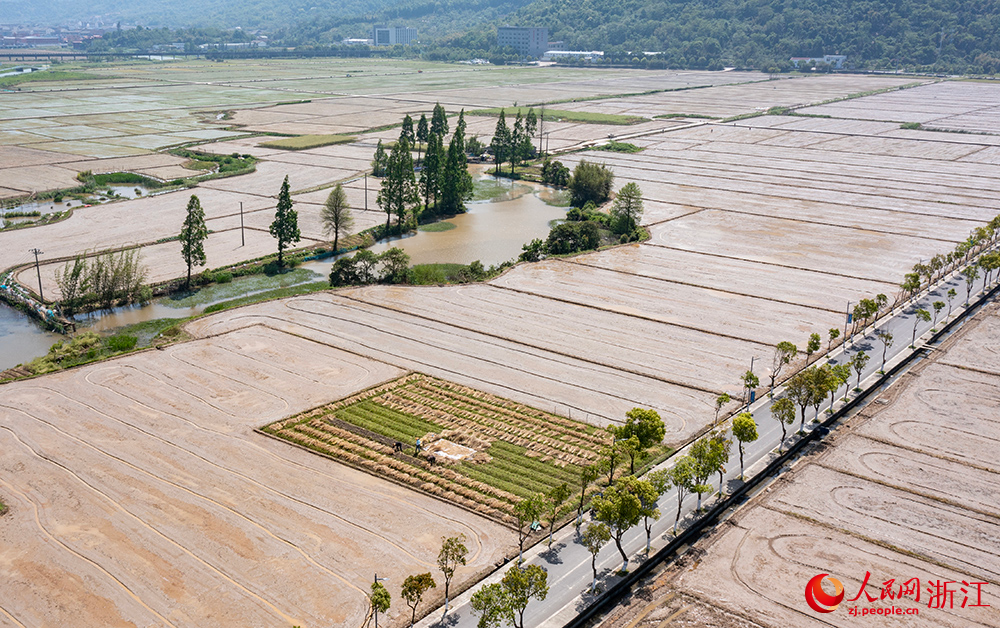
415 243 999 628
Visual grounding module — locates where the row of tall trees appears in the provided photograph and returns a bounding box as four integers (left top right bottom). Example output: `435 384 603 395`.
364 534 470 627
373 104 474 233
489 109 538 175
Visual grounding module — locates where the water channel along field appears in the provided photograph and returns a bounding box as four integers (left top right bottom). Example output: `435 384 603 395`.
2 59 1000 627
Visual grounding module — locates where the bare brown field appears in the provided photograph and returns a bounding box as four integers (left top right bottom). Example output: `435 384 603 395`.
597 304 1000 628
0 326 514 628
801 81 1000 133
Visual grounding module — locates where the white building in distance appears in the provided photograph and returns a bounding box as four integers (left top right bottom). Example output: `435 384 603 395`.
372 26 418 46
497 27 548 58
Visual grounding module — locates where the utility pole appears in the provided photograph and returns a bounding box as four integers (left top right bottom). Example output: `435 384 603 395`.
239 202 245 246
843 300 852 353
538 105 545 156
30 248 44 302
364 174 368 211
373 574 389 628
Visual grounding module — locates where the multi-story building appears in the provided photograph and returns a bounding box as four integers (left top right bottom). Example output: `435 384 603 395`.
497 27 548 58
372 26 418 46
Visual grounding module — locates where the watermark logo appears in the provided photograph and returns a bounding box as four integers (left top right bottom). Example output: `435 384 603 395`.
803 571 990 616
805 573 844 613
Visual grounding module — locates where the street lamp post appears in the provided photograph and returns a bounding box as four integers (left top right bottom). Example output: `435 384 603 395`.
373 573 389 628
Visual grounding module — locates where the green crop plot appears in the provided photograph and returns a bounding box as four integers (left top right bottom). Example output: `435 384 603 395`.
264 374 613 526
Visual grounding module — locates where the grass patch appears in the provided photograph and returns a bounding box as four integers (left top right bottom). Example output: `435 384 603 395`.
471 178 533 202
900 121 923 130
107 317 186 347
163 268 320 308
0 70 104 88
202 281 329 314
259 134 356 150
469 107 646 126
653 113 716 119
410 263 471 284
418 221 457 232
594 141 642 153
264 374 611 525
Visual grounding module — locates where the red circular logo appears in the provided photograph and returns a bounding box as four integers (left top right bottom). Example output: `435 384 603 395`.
805 573 844 613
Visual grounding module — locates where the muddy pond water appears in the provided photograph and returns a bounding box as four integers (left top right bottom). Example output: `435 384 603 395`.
0 171 566 370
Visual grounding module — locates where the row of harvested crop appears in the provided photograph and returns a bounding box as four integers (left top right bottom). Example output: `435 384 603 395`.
381 387 603 461
409 378 600 443
291 421 523 518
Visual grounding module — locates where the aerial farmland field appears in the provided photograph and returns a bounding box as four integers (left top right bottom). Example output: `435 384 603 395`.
2 58 1000 627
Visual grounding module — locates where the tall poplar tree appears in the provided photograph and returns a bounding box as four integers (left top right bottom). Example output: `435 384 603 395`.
269 175 300 268
420 132 441 214
416 113 429 165
377 137 418 231
179 194 208 289
491 110 510 175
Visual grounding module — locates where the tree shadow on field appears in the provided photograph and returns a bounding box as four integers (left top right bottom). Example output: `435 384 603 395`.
539 541 566 565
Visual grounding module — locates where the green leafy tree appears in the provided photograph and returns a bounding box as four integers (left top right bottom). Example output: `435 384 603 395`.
740 369 759 406
569 160 614 207
377 137 418 231
591 475 658 572
874 328 893 371
440 111 474 214
490 110 510 175
401 573 436 626
962 266 979 305
785 369 813 434
179 194 208 289
851 350 870 391
368 581 391 628
707 430 731 495
430 102 449 138
615 407 666 474
399 114 415 147
828 328 840 352
610 182 644 236
514 493 544 563
599 432 625 485
379 247 410 284
471 564 548 628
911 307 931 346
828 363 852 411
420 131 442 213
769 341 797 392
714 392 731 425
643 469 669 554
416 113 429 164
545 482 570 547
732 412 758 479
947 288 957 317
321 183 353 253
438 534 468 616
689 435 721 511
511 112 526 173
770 397 796 452
269 175 300 268
582 522 611 592
372 140 388 177
809 365 831 421
806 332 822 363
665 455 695 534
577 464 598 525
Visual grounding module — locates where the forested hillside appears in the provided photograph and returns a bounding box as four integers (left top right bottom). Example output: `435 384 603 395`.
10 0 1000 73
4 0 399 30
503 0 1000 71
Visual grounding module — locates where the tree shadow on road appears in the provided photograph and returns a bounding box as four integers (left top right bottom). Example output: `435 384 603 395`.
539 541 566 565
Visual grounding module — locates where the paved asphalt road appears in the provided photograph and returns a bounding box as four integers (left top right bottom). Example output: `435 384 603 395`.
414 257 996 628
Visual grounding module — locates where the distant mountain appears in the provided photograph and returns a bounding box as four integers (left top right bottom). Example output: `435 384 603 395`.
497 0 1000 70
3 0 401 29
